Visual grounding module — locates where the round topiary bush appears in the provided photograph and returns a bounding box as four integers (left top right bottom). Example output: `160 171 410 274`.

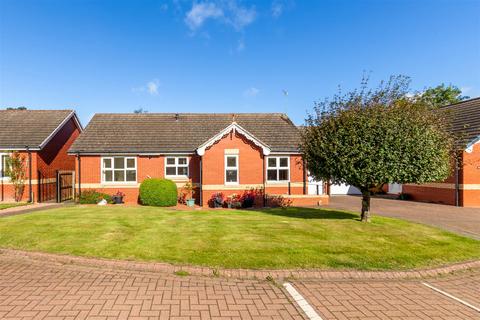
139 178 178 207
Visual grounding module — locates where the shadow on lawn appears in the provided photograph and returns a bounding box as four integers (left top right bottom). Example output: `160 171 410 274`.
257 207 359 220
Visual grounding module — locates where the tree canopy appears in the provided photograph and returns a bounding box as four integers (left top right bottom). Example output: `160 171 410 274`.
300 76 453 222
416 84 469 108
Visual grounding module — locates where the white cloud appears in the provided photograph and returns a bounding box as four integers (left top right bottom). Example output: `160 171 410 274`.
271 0 295 18
147 79 160 95
226 2 256 31
461 86 472 94
184 1 256 32
185 2 223 30
237 38 245 52
243 87 260 97
132 79 160 96
271 2 283 18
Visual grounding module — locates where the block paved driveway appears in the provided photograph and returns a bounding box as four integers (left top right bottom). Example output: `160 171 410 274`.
1 251 480 320
292 272 480 320
327 195 480 239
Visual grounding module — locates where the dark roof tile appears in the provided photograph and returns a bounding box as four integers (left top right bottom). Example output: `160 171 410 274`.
0 109 74 149
441 97 480 147
70 113 301 154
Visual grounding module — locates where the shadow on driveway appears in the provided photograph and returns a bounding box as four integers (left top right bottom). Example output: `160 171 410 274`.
327 195 480 239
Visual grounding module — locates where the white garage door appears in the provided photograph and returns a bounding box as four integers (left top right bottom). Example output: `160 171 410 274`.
388 183 402 194
330 183 361 195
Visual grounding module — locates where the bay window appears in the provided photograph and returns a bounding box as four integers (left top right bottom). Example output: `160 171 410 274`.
267 156 289 182
165 156 189 178
225 155 238 184
102 157 136 183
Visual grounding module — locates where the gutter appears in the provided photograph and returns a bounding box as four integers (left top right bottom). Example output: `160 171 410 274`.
77 153 82 200
455 153 460 207
27 146 32 203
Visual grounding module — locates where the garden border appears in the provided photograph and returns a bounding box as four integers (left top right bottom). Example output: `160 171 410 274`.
1 248 479 280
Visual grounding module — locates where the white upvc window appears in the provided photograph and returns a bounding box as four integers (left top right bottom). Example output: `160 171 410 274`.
165 156 189 178
102 156 137 183
225 154 239 184
0 153 11 179
266 156 290 182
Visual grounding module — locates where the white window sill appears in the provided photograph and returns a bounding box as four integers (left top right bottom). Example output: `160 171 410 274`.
100 182 138 186
266 181 290 185
165 176 189 181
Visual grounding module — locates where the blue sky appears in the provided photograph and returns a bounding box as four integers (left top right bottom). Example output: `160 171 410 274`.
1 0 479 126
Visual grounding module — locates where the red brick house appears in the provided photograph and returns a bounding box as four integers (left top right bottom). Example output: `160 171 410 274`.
0 109 82 202
400 97 480 207
68 113 328 206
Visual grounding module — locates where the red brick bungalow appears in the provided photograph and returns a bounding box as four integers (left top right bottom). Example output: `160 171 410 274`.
68 113 328 207
401 97 480 207
0 109 82 202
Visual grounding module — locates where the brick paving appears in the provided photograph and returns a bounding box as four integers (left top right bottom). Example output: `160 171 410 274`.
1 250 479 319
328 195 480 239
293 275 480 320
428 272 480 307
0 253 303 320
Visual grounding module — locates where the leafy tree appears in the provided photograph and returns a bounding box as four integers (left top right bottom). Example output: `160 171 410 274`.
417 84 469 108
134 108 148 113
5 152 27 202
301 76 453 222
6 106 27 110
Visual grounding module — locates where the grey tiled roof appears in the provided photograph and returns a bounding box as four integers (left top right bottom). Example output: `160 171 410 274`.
69 113 301 154
0 109 74 149
441 97 480 147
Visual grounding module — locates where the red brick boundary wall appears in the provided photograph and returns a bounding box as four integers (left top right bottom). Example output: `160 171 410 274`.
2 249 478 280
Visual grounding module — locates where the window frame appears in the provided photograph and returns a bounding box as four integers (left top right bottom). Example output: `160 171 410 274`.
0 153 11 180
164 156 189 179
101 156 137 184
224 154 239 185
266 156 290 183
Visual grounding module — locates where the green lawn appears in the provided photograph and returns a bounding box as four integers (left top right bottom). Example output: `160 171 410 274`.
0 205 478 270
0 202 28 210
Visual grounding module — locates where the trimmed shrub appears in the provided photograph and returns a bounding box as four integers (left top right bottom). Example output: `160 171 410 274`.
79 190 112 204
139 178 177 207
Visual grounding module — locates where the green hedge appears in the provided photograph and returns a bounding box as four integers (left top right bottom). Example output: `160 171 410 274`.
79 190 112 204
139 178 177 207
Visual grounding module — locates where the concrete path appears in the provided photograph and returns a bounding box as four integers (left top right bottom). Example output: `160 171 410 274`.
0 251 479 320
327 195 480 239
0 202 66 218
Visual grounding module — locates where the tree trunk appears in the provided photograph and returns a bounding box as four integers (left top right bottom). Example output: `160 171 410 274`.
360 190 371 222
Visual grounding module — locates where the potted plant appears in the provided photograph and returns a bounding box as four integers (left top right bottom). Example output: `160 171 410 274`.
182 182 195 207
112 191 125 204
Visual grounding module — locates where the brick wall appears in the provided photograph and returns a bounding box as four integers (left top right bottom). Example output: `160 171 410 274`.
77 154 198 204
0 151 37 202
1 117 81 203
201 131 308 207
75 130 324 207
36 118 80 202
402 142 480 207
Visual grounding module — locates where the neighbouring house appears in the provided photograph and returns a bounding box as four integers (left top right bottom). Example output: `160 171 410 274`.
0 109 83 202
397 97 480 207
68 113 328 207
